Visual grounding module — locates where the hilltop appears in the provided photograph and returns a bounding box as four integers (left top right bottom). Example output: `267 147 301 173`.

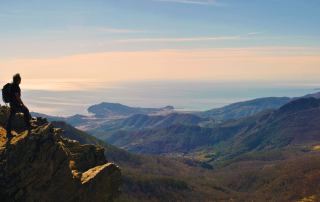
0 106 122 202
195 91 320 120
88 102 174 118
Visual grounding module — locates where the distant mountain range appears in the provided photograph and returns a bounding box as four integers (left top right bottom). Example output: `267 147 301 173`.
195 91 320 120
91 97 320 162
31 91 320 132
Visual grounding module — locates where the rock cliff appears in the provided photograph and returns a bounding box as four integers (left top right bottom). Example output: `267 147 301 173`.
0 105 122 202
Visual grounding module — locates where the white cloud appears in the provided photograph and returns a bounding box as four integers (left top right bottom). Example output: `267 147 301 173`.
44 27 153 34
155 0 221 5
93 27 153 33
242 31 267 36
113 36 241 43
107 32 266 43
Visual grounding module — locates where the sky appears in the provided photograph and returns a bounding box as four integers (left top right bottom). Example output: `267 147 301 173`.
1 0 320 90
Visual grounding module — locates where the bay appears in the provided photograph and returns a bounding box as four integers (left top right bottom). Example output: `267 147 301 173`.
1 80 318 116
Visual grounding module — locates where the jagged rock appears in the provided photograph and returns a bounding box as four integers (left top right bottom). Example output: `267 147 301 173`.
62 138 108 172
0 106 122 202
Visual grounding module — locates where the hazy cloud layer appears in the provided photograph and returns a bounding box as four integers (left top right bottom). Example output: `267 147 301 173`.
155 0 221 5
111 32 265 43
94 27 153 33
44 27 153 34
113 36 241 43
2 47 320 89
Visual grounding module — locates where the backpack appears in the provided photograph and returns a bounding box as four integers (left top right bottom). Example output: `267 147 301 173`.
2 83 12 103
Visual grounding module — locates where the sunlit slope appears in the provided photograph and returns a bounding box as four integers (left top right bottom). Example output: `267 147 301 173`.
90 113 217 131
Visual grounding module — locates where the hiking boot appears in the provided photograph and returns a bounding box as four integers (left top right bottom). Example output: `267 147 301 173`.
7 133 16 138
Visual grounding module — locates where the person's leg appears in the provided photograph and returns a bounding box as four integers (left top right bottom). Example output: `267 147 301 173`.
10 102 32 127
6 107 16 136
21 107 31 127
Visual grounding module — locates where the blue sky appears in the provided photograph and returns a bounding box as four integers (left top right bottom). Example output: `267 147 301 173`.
1 0 320 114
1 0 320 86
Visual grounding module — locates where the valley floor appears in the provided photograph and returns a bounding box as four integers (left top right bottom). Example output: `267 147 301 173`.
114 149 320 202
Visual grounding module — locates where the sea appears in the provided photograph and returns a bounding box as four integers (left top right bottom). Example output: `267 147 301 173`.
1 80 319 117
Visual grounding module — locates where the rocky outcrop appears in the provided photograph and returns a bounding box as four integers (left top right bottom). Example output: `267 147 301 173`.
0 105 122 202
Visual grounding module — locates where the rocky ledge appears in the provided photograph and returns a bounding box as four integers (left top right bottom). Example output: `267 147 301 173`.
0 106 122 202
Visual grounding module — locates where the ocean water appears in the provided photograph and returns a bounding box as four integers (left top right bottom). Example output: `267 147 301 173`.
1 80 318 116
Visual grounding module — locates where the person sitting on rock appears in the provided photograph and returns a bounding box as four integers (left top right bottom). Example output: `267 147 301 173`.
6 73 36 138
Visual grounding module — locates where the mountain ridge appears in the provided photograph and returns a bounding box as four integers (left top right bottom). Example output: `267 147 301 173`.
93 98 320 162
195 91 320 120
31 91 320 132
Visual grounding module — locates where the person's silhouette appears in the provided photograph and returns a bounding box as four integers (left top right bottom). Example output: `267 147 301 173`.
6 73 35 138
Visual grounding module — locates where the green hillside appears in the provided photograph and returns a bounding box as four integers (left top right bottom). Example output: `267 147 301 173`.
51 118 320 201
90 113 217 131
91 98 320 162
51 121 228 201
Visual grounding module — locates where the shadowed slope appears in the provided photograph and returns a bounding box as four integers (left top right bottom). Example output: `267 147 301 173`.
195 91 320 120
95 98 320 161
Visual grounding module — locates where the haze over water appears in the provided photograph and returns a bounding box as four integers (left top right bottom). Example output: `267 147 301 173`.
1 80 317 117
